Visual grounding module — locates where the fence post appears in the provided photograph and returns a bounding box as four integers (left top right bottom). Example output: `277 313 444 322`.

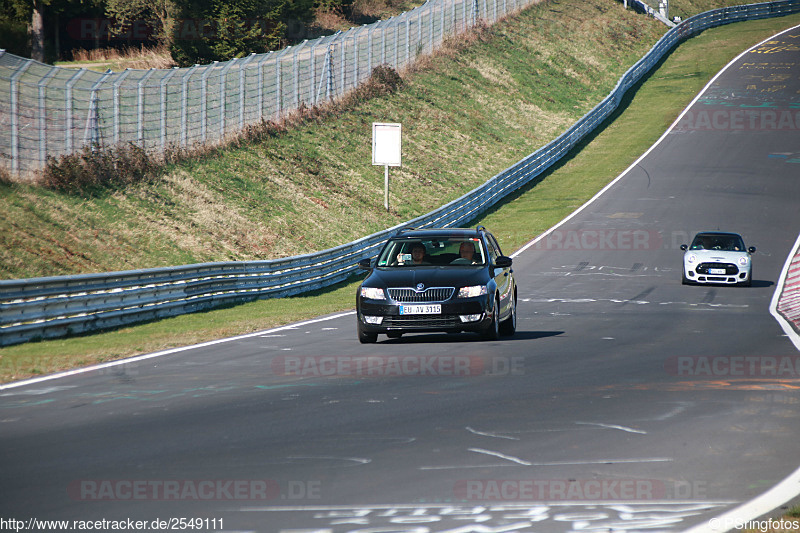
112 69 132 146
180 65 199 147
159 67 179 149
84 69 113 148
430 3 435 53
239 53 257 130
64 68 87 154
326 42 335 101
10 61 33 173
136 68 156 146
368 25 373 74
200 62 217 143
275 47 292 120
294 41 307 110
256 52 271 121
340 30 347 98
219 58 238 140
351 28 359 91
381 20 387 65
37 65 58 169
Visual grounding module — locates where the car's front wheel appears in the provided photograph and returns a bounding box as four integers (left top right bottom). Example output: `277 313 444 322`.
482 296 500 341
358 321 378 344
500 289 516 336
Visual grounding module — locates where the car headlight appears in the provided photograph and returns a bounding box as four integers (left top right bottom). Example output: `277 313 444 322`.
686 254 697 264
458 285 488 298
738 257 749 266
360 287 386 300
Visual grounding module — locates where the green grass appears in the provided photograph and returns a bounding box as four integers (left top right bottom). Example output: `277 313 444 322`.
2 0 800 383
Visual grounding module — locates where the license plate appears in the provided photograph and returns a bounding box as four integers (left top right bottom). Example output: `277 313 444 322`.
709 268 726 275
400 304 442 315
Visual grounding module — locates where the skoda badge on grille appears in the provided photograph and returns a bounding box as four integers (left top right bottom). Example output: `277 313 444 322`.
416 283 425 291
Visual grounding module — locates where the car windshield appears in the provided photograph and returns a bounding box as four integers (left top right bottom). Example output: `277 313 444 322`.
376 237 486 267
690 234 746 251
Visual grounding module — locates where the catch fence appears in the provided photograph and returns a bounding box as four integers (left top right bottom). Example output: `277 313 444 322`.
1 0 525 175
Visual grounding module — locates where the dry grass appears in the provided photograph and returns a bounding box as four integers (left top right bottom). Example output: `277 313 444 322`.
64 45 175 71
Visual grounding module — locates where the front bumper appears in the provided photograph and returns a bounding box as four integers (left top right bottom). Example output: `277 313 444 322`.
358 297 492 333
684 263 750 284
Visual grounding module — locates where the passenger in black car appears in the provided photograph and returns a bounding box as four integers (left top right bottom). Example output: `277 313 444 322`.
410 243 429 265
451 241 478 265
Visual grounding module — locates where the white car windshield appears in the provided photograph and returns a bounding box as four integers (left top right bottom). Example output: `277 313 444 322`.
690 234 746 251
376 238 486 267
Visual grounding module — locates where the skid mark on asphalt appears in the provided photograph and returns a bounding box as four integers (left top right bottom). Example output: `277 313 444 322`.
522 297 748 309
245 502 733 532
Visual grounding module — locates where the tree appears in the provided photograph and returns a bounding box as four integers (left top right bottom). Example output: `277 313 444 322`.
105 0 179 47
30 0 45 60
170 0 286 66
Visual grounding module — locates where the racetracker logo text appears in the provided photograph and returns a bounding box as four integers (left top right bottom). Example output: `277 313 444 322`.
270 356 524 377
454 479 667 501
532 230 662 251
665 356 800 377
68 480 321 501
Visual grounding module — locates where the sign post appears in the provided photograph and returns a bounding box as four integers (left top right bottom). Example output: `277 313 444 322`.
372 123 402 211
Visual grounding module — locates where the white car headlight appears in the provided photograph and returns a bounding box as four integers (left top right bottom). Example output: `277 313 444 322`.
686 254 697 264
458 285 488 298
360 287 386 300
738 256 749 266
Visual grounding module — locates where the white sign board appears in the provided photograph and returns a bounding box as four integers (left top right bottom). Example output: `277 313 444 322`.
372 123 402 167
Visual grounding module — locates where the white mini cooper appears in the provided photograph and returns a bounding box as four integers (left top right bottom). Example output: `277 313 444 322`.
680 232 755 286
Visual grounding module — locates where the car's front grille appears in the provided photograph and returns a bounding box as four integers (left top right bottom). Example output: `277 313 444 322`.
388 287 455 303
383 315 460 329
696 263 738 275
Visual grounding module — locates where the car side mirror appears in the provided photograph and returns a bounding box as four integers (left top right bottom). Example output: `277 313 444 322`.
680 244 688 251
494 256 513 268
358 258 373 270
748 246 756 254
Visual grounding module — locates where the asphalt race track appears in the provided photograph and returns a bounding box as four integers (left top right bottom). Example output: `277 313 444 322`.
3 26 800 533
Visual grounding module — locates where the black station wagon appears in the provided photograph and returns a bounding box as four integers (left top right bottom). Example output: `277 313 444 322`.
356 226 517 343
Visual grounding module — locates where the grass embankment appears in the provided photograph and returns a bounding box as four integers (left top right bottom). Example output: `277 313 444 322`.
2 0 799 383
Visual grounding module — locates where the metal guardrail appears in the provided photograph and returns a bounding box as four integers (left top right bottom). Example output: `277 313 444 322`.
1 0 799 346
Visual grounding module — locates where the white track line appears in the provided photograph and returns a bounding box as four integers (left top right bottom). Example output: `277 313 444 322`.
0 311 355 391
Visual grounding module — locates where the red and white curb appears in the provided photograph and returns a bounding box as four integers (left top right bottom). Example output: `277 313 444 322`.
771 232 800 352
